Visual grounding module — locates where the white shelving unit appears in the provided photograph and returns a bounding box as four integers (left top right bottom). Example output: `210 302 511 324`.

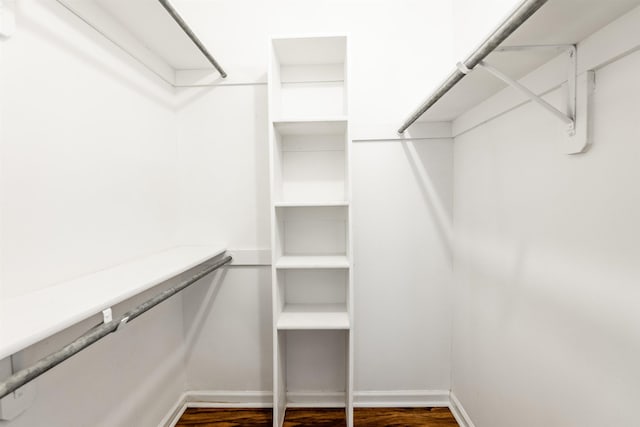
268 35 353 427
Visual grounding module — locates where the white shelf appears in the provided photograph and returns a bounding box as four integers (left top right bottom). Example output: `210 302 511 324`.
277 304 349 330
273 118 348 135
57 0 222 84
275 255 350 269
272 36 346 66
274 201 349 208
419 0 639 122
0 245 226 360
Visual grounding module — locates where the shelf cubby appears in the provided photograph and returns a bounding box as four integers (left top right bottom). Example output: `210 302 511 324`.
274 206 348 258
270 37 347 120
275 269 348 330
272 120 348 204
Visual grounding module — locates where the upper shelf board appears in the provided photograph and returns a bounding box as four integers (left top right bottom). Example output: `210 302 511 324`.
417 0 640 122
58 0 220 83
0 245 226 361
273 118 348 136
272 35 346 66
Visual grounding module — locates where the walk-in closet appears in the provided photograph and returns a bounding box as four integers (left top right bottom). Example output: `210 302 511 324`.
1 0 639 426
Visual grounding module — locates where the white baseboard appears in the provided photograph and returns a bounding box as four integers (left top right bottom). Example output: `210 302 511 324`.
158 392 187 427
449 392 476 427
184 390 273 407
286 391 345 408
159 391 271 427
161 389 466 427
355 390 450 407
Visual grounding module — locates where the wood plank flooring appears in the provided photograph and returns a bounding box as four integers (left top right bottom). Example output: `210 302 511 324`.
176 407 458 426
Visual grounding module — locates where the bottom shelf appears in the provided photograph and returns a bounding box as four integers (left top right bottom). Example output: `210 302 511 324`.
277 304 349 330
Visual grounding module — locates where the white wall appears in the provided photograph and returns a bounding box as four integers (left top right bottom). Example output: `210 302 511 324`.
352 139 452 394
0 0 185 425
175 0 455 400
451 9 640 427
176 83 274 393
1 0 456 424
452 0 520 59
0 0 179 300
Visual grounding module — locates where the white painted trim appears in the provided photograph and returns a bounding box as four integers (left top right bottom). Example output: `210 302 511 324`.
158 392 187 427
449 392 476 427
184 390 273 407
161 389 456 425
161 391 273 426
352 121 452 142
452 4 640 138
355 390 450 407
286 391 346 408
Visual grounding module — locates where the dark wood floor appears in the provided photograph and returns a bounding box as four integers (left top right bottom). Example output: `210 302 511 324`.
176 407 458 426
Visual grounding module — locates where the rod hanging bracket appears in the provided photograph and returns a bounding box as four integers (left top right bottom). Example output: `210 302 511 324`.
101 308 113 324
456 62 472 75
471 44 592 154
0 356 35 421
474 60 575 133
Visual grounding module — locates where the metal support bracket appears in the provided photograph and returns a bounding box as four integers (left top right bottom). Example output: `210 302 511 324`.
0 356 35 421
470 45 592 154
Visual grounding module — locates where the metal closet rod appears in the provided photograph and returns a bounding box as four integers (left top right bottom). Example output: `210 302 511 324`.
397 0 548 134
157 0 227 78
0 255 232 400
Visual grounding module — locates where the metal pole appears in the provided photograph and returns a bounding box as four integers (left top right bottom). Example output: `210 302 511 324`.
0 255 232 399
157 0 227 78
397 0 549 134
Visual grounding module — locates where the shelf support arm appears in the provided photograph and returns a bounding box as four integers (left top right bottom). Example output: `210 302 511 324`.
456 44 592 154
472 60 576 134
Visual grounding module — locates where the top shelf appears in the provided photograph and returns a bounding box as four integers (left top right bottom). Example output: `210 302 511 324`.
272 35 347 66
58 0 225 84
273 118 348 135
417 0 640 122
0 245 226 361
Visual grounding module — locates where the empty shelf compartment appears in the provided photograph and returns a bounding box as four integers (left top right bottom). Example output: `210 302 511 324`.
274 205 349 259
270 37 347 119
272 120 348 204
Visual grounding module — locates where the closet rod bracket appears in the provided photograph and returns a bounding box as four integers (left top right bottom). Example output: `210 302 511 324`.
101 308 113 324
467 45 591 154
475 60 575 133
